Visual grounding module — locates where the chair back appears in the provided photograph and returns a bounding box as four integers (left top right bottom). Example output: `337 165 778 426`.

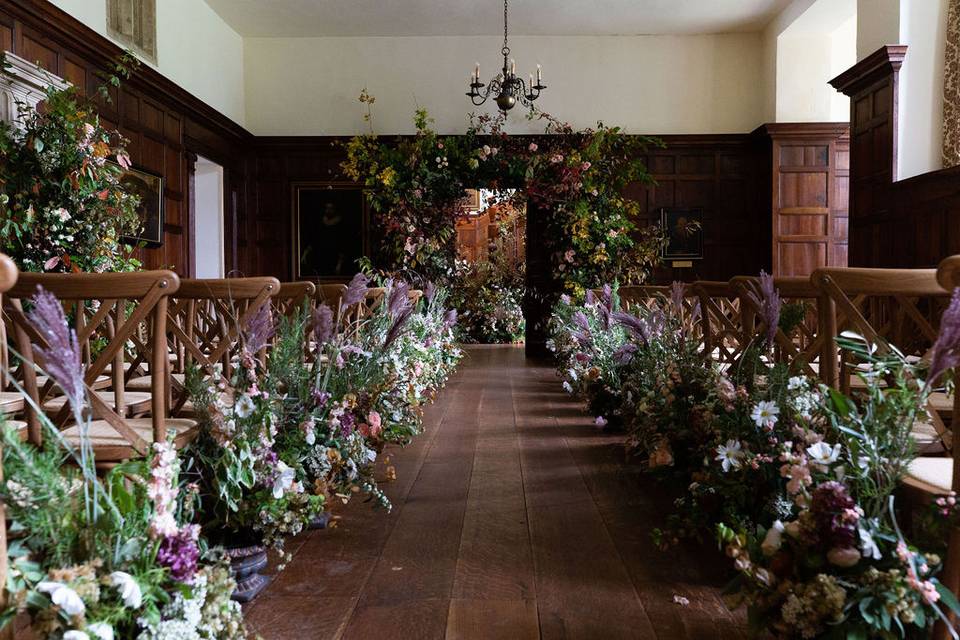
3 270 179 453
275 281 316 317
731 276 822 377
692 281 745 367
316 283 347 311
0 255 14 640
810 267 946 389
168 277 280 389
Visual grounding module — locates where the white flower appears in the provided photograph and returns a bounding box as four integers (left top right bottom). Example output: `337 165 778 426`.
567 368 578 382
750 401 780 428
787 376 806 391
52 207 71 222
63 632 89 640
806 441 841 466
87 623 114 640
272 461 296 499
37 581 85 616
761 520 784 557
859 525 882 560
562 381 573 393
109 571 142 609
715 440 744 472
234 394 255 418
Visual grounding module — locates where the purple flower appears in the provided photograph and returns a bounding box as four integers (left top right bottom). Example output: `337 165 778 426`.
756 271 781 348
601 284 614 311
613 310 664 347
28 286 85 409
312 389 331 408
341 273 370 310
670 281 685 315
584 290 596 307
424 282 437 304
929 288 960 384
810 481 858 550
613 343 638 364
156 525 200 582
312 304 335 345
571 311 591 332
387 279 412 318
340 412 356 437
443 309 458 328
243 303 275 355
384 307 413 348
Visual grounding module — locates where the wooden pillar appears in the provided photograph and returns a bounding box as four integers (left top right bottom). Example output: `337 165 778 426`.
524 200 559 358
829 45 907 267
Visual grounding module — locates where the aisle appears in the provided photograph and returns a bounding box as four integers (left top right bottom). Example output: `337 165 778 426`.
245 345 747 639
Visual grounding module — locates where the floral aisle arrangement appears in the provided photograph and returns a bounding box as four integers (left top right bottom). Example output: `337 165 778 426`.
0 54 143 274
450 256 526 344
342 96 664 298
184 304 325 564
548 277 960 638
1 288 246 639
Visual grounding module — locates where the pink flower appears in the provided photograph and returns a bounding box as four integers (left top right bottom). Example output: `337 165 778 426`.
43 255 60 271
581 161 591 171
367 411 382 436
117 152 132 170
528 142 538 152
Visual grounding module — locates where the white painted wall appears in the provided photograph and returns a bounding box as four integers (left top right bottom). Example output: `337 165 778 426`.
761 0 855 123
856 0 902 58
898 0 949 178
193 157 225 279
49 0 246 126
243 34 765 135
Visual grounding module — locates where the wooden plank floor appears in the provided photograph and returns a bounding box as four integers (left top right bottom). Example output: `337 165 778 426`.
245 345 747 639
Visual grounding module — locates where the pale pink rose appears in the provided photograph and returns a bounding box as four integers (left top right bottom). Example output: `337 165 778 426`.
827 547 861 568
528 142 538 152
43 256 60 271
367 411 382 436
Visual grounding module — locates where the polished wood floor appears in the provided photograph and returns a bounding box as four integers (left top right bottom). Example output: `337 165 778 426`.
246 345 747 639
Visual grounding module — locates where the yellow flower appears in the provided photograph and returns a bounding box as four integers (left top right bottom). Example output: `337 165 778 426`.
379 166 397 187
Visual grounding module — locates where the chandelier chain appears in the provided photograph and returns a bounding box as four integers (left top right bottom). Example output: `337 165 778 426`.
503 0 510 57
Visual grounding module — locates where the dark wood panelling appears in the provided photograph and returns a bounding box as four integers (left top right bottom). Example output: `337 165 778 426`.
830 45 906 267
754 123 850 277
0 0 253 277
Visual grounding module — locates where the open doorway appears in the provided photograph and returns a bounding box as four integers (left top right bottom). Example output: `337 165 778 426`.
451 189 527 344
192 156 225 278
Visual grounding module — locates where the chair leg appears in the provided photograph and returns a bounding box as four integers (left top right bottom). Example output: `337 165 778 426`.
934 525 960 639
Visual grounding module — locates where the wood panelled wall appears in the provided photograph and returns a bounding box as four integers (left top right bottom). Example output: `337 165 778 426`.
0 0 253 277
831 44 960 270
754 123 850 277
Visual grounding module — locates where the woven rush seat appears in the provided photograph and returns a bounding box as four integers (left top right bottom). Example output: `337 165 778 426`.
42 390 154 416
126 372 187 392
61 418 199 461
904 457 953 495
0 392 24 414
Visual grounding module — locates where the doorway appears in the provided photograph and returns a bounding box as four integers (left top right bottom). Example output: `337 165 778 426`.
192 156 225 278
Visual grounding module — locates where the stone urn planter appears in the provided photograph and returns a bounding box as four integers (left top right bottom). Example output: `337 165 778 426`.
222 531 271 603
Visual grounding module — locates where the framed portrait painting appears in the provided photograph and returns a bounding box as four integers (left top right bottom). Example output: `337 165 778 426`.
293 183 370 281
119 164 164 248
659 207 704 260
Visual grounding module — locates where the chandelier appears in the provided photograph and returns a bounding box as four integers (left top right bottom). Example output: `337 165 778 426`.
466 0 546 112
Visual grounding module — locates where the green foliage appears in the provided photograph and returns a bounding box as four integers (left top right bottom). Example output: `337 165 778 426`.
0 53 143 273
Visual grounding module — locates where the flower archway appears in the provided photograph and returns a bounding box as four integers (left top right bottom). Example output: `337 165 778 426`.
342 99 666 348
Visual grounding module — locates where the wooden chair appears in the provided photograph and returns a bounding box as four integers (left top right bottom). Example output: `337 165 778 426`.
811 267 951 454
0 255 23 421
932 255 960 640
275 281 316 318
0 254 15 640
3 270 194 461
159 278 280 415
692 281 746 368
731 276 822 378
316 283 347 312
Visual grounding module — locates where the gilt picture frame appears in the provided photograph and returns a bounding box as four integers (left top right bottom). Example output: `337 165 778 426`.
660 207 704 260
292 182 370 281
118 163 164 248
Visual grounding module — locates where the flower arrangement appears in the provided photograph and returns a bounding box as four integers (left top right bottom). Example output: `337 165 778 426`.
547 277 960 638
1 287 246 639
342 95 664 299
183 304 325 561
0 54 143 274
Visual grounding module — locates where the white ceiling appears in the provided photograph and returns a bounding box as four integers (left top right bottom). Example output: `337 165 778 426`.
204 0 797 38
